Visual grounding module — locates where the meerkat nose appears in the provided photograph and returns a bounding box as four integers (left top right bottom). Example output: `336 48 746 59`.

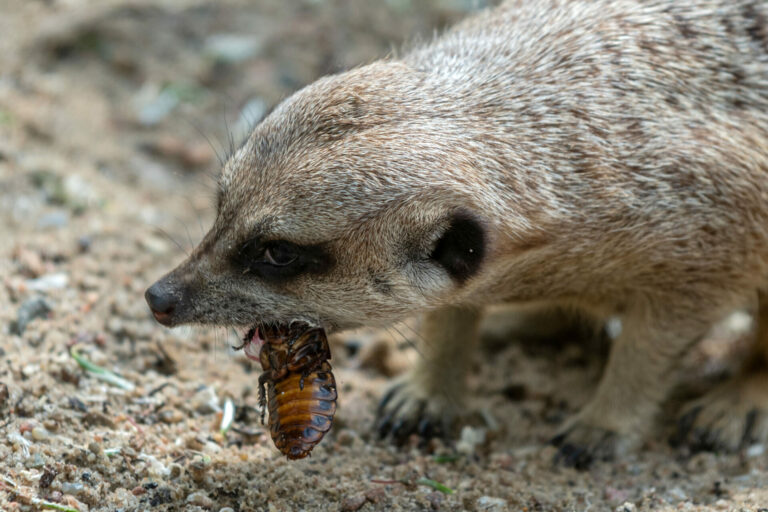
145 280 178 326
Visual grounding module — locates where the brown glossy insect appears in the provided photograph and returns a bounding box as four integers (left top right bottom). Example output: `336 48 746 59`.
240 324 337 460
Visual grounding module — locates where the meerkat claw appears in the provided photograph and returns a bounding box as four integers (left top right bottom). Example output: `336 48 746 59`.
673 374 768 452
375 378 455 445
551 423 620 470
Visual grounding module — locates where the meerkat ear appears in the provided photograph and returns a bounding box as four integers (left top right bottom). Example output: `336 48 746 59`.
430 212 485 283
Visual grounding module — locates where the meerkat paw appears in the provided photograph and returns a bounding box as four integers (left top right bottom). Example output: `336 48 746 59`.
550 421 623 469
550 405 638 469
375 375 462 445
673 373 768 452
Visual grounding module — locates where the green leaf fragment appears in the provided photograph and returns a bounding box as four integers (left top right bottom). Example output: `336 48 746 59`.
38 500 81 512
69 347 135 391
416 478 454 494
432 454 460 463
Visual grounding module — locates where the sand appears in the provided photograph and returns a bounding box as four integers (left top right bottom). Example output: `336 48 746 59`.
1 1 767 510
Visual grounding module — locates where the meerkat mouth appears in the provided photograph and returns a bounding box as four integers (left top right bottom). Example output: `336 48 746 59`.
241 322 314 360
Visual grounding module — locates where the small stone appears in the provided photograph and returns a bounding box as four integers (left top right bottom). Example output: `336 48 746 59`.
169 463 182 479
60 482 84 495
31 426 49 441
426 491 443 510
159 409 184 424
204 34 262 63
335 428 358 447
364 487 385 504
135 85 179 126
616 503 637 512
219 508 235 512
186 491 213 508
746 443 765 458
77 236 92 253
14 248 46 277
13 296 52 334
26 452 46 468
340 494 367 511
456 426 487 455
605 486 630 503
191 387 219 415
83 411 116 429
37 210 70 229
668 487 687 501
188 457 210 482
0 383 9 412
26 272 68 291
475 496 507 511
39 466 57 489
87 441 103 457
139 235 169 255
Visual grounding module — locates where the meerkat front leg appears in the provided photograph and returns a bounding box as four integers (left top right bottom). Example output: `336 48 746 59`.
376 306 482 442
552 300 714 468
674 291 768 451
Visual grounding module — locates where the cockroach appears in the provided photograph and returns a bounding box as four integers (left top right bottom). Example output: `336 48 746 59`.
239 324 337 460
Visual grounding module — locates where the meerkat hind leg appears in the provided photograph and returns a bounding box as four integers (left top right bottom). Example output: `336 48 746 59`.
674 293 768 451
376 306 481 443
552 302 713 469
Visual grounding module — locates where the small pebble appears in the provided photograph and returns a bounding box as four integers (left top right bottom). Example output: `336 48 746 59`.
0 383 8 410
204 34 262 63
191 386 219 415
219 508 235 512
335 428 358 447
188 457 211 482
169 463 182 479
475 496 507 512
340 494 367 511
31 426 49 441
87 441 103 456
26 272 68 291
668 487 687 501
13 296 52 334
426 491 443 510
186 491 213 508
159 409 184 424
135 85 179 126
746 443 765 458
365 487 385 504
37 210 70 229
61 482 84 495
106 317 124 335
456 426 487 455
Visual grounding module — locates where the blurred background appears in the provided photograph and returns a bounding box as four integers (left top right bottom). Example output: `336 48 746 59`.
1 1 767 510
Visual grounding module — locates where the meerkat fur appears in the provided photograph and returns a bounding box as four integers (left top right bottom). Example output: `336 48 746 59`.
146 0 768 467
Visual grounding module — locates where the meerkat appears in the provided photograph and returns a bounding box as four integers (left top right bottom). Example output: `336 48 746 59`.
145 0 768 468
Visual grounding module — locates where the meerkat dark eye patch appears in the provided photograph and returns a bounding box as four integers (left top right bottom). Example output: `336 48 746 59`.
233 239 334 282
430 212 485 283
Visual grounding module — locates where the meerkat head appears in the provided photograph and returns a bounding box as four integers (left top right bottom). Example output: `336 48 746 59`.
145 60 493 334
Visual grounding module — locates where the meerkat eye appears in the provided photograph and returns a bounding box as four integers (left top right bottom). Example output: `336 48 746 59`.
233 237 334 282
263 242 299 267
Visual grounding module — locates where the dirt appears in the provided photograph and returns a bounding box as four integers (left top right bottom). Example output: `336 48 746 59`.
1 1 768 511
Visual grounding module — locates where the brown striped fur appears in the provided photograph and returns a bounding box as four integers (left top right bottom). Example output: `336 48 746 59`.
148 0 768 465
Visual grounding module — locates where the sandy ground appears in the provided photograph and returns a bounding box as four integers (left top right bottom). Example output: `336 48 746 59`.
2 1 768 510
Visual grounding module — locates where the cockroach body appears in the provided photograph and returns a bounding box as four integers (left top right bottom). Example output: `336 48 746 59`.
241 325 337 460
